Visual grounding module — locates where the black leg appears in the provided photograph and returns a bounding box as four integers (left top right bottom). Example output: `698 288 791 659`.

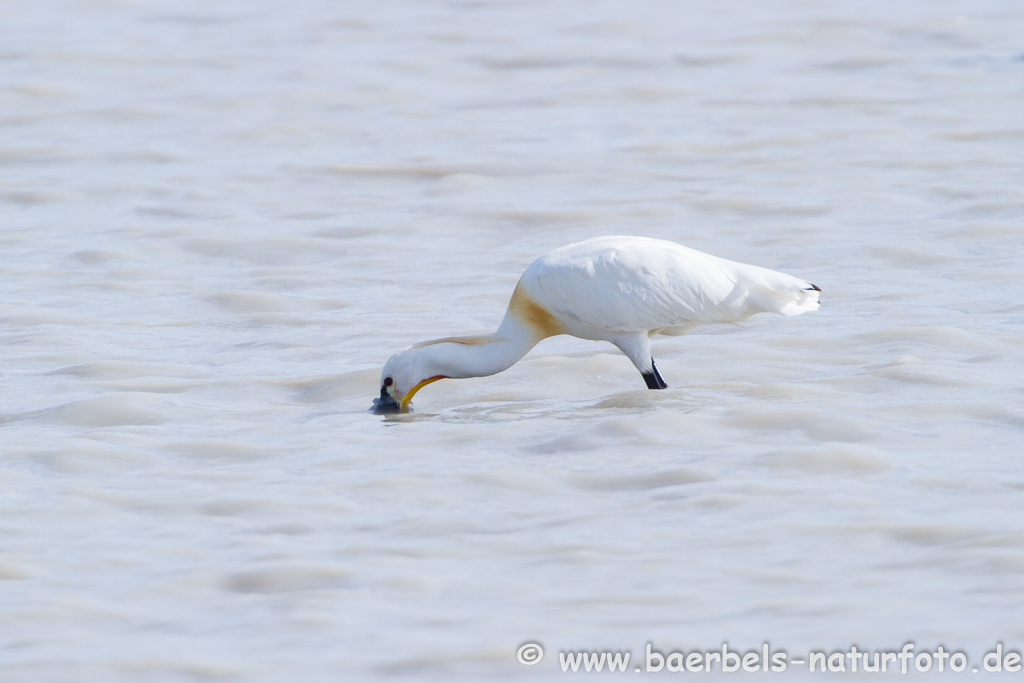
641 358 668 390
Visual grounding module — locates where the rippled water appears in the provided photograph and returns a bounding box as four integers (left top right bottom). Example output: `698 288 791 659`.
3 0 1023 680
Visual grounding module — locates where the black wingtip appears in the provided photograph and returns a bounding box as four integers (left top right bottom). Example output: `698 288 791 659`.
806 284 821 292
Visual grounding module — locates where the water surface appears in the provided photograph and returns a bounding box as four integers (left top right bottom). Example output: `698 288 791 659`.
2 0 1023 680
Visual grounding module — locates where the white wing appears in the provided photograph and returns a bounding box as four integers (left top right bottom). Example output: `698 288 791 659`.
521 236 818 336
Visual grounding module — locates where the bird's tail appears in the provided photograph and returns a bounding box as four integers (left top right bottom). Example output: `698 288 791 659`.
742 267 821 317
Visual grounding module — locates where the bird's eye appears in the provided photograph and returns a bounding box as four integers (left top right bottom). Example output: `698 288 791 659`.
383 377 393 387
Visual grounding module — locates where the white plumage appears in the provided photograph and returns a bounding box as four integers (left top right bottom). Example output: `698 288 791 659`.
373 236 820 413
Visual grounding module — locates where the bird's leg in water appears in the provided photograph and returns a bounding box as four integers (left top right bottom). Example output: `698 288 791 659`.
642 358 668 390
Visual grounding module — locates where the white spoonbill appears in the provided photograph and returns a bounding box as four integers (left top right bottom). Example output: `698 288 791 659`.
373 236 820 413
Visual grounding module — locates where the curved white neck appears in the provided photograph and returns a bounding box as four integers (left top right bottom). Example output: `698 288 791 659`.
415 311 541 380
